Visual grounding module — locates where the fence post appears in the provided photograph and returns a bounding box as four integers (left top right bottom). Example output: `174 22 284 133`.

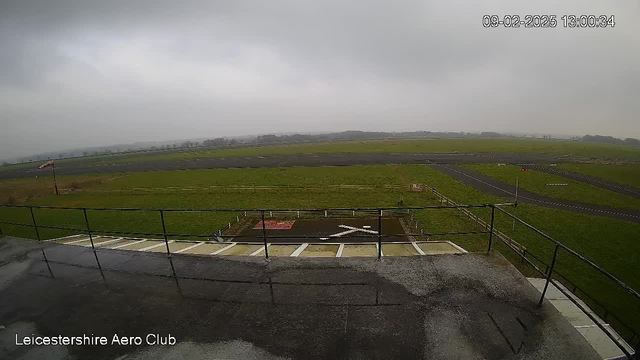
261 210 269 259
82 208 95 250
29 207 41 241
487 206 496 253
538 244 560 307
377 209 383 260
160 209 171 256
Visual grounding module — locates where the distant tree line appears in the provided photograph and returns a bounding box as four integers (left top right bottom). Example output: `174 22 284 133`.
582 135 640 146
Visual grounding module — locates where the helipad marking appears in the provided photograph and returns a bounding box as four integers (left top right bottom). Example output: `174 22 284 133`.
338 225 378 234
290 243 309 257
211 243 236 255
175 242 204 254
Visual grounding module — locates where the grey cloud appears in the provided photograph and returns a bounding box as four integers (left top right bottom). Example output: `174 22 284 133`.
0 0 639 160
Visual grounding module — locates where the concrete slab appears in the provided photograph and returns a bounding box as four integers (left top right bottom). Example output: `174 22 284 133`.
0 237 601 360
341 244 377 257
147 241 195 253
121 240 157 250
103 238 142 249
181 243 230 255
300 244 340 257
577 325 632 359
418 242 463 255
219 244 263 256
549 299 596 327
264 245 299 257
381 243 419 256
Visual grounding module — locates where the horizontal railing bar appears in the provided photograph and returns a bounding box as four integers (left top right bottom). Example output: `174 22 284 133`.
0 204 498 212
495 205 640 302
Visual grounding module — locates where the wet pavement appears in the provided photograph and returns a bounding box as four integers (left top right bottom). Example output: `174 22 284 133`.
0 236 600 359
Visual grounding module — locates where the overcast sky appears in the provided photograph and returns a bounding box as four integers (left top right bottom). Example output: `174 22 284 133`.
1 0 639 159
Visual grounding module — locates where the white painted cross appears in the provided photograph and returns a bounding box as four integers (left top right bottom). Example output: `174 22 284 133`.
320 225 378 241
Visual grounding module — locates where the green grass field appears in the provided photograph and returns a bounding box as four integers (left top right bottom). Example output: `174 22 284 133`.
0 164 638 338
5 137 639 172
462 164 640 211
557 163 640 189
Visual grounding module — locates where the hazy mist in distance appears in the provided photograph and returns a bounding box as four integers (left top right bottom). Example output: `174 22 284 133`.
1 0 639 159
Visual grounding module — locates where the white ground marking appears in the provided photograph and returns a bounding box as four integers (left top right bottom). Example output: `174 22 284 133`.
336 244 345 257
338 225 379 234
86 238 123 247
330 229 360 237
376 243 384 257
211 243 236 255
250 244 270 256
363 225 371 229
45 234 83 242
111 239 147 249
175 242 205 254
140 240 174 251
290 243 309 257
320 237 330 241
446 241 469 254
411 242 426 255
63 237 93 245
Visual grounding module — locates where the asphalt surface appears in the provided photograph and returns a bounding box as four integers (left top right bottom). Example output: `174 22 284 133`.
521 164 640 199
432 164 640 223
0 236 600 360
0 152 576 180
237 218 408 244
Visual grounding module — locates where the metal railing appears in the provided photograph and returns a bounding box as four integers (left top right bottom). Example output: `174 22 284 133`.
491 205 639 359
0 202 637 358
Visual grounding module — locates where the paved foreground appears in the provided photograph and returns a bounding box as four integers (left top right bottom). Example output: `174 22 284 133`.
0 237 600 359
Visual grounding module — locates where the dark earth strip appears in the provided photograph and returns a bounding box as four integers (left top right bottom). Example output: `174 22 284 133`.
430 164 640 223
0 153 591 180
0 237 600 360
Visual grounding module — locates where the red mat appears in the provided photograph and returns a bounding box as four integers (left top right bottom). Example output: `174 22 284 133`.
253 220 296 230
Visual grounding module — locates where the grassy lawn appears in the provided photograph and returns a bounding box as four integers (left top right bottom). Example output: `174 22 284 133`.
557 163 640 189
0 164 638 338
462 164 640 211
6 138 637 170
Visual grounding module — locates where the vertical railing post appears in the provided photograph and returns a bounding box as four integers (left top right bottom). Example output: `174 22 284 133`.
487 206 496 253
29 207 41 241
377 209 382 260
538 244 560 307
82 208 95 250
261 210 269 259
160 209 171 256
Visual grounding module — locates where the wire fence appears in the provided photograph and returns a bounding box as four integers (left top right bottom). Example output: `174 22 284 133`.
0 201 637 358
